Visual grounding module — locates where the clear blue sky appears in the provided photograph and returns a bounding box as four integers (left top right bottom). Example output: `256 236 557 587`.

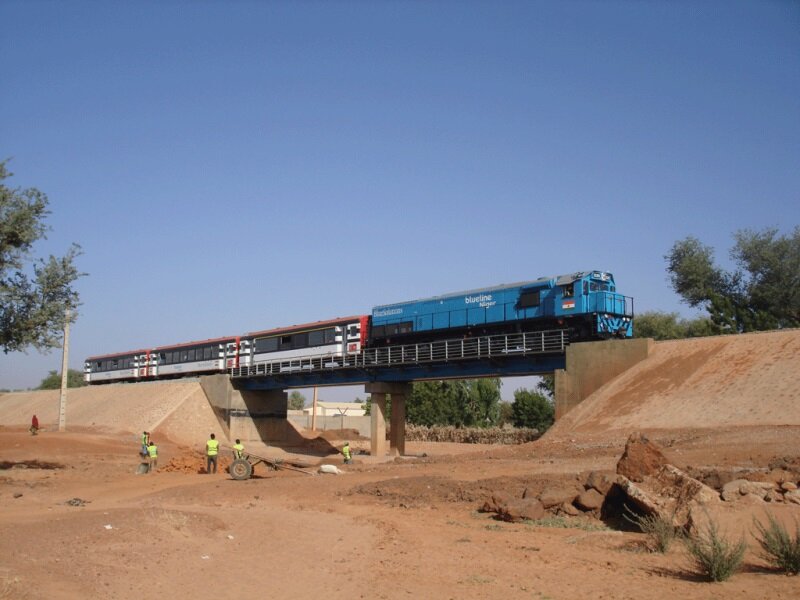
2 1 798 398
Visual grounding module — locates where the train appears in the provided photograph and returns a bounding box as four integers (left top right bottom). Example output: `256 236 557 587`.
84 270 633 384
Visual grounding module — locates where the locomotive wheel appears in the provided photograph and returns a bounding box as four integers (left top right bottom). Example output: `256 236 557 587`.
230 459 253 480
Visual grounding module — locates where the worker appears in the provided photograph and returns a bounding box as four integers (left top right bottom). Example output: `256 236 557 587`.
206 433 219 474
232 439 244 460
147 441 158 472
30 415 39 436
342 441 352 465
140 431 150 457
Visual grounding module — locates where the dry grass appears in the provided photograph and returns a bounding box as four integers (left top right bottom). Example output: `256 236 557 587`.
0 575 26 600
753 512 800 575
684 518 747 582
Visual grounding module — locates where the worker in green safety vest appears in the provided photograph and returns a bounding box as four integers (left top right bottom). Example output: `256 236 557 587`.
342 441 352 464
147 441 158 472
206 433 219 474
233 439 244 460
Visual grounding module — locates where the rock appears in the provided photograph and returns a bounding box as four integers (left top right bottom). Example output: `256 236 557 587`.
539 485 581 509
586 471 613 495
785 489 800 506
738 493 765 505
561 501 580 516
765 489 784 503
616 432 669 482
655 465 720 505
766 468 793 484
498 498 545 522
739 481 775 499
575 488 604 511
721 489 740 502
480 492 510 513
721 479 749 496
13 492 23 499
781 481 798 492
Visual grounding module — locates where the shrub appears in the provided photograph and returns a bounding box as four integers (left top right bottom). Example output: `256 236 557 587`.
753 512 800 575
684 518 747 582
623 505 679 553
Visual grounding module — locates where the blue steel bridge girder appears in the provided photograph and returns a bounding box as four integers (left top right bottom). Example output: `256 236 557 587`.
233 355 566 391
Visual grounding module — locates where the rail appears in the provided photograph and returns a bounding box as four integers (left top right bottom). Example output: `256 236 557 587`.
229 329 568 379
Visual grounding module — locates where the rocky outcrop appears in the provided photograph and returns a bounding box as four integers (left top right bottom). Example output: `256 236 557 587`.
616 432 669 482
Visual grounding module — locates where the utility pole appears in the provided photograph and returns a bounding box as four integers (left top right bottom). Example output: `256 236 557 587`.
311 386 318 431
58 307 70 432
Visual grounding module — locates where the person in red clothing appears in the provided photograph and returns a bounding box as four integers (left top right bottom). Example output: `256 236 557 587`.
30 415 39 435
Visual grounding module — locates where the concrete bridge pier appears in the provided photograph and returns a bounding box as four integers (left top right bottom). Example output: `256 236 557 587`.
365 382 411 457
554 338 653 419
200 375 288 443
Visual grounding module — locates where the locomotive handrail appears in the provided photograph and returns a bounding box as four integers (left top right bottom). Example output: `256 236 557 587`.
229 329 568 379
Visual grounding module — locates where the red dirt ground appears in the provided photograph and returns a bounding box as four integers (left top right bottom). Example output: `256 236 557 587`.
1 330 799 599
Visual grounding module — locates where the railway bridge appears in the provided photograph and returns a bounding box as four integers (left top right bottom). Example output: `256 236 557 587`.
200 330 652 457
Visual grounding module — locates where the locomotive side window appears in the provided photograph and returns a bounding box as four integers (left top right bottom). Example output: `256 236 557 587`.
204 347 213 360
187 349 195 361
255 337 279 353
308 330 324 346
518 290 540 308
291 333 307 349
325 328 336 343
563 284 574 297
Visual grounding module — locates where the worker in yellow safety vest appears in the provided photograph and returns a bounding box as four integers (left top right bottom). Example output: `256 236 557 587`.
233 439 244 460
206 433 219 474
147 441 158 472
342 441 352 464
140 431 150 457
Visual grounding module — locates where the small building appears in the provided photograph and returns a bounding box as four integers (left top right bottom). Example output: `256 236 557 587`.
302 401 366 417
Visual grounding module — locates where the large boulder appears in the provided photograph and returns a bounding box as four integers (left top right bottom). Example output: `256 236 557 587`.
498 498 545 522
611 464 719 530
480 492 510 513
575 488 605 512
585 471 614 495
539 485 582 509
616 432 669 482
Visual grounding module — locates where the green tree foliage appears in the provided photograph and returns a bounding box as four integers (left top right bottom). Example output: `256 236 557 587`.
498 401 514 426
634 310 717 340
1 161 83 353
511 388 554 432
406 378 502 427
288 390 306 410
666 227 800 333
37 369 86 389
537 375 554 398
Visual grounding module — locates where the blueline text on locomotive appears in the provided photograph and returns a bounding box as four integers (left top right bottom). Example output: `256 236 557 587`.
85 270 634 384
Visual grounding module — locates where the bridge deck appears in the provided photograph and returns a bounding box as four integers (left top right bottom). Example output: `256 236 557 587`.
229 329 568 389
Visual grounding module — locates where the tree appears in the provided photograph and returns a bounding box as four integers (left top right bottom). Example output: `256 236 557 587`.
1 161 83 353
498 401 514 426
407 379 501 427
37 369 86 390
666 228 800 333
634 310 717 340
536 375 554 399
511 388 554 432
288 390 306 410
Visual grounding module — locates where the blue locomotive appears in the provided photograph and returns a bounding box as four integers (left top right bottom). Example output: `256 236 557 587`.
369 270 633 344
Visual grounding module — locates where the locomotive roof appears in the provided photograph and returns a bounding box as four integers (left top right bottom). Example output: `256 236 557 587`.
373 271 607 309
85 348 151 361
